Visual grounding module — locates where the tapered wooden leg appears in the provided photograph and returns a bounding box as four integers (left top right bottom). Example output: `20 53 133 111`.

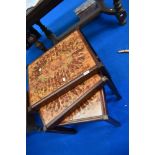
27 33 47 52
26 114 77 134
26 27 41 49
106 116 121 127
35 40 47 52
46 126 77 134
106 79 122 100
26 113 77 134
36 20 58 44
26 91 41 133
26 93 76 134
26 114 42 132
101 66 121 100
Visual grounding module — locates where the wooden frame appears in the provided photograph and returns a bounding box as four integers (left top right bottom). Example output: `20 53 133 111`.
28 30 104 112
80 29 121 99
26 0 63 50
59 89 108 126
27 29 122 133
53 0 127 43
26 91 77 134
39 74 107 131
27 76 120 134
26 0 127 52
26 0 63 29
60 88 120 127
38 74 120 131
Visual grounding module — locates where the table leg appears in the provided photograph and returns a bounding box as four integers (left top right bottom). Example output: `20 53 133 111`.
46 126 77 134
36 20 58 44
26 92 76 134
101 66 122 100
26 27 41 49
26 113 77 134
35 40 47 52
106 116 121 127
27 34 47 52
113 0 127 25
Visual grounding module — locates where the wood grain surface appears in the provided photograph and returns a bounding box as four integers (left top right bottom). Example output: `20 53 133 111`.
39 74 107 126
60 89 107 125
28 30 97 106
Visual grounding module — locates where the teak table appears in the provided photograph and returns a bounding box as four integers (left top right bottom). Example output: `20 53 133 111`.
27 30 121 134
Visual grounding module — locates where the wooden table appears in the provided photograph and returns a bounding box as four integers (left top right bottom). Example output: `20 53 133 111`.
27 30 122 133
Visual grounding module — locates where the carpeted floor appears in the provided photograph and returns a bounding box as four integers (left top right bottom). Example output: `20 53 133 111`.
26 0 129 155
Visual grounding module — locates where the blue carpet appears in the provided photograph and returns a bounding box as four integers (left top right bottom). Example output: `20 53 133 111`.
26 0 129 155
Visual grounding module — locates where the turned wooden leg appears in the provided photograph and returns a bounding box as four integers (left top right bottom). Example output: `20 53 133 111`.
26 27 41 49
26 92 76 134
36 20 58 44
35 40 47 52
27 34 47 52
113 0 127 25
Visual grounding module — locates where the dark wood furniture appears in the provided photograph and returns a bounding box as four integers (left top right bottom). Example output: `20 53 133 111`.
26 0 127 52
27 30 121 134
26 0 63 51
55 0 127 41
26 92 77 134
27 30 103 112
27 0 63 28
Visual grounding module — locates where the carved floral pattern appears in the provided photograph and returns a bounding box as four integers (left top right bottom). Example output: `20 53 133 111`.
39 74 105 125
28 30 96 105
60 90 106 125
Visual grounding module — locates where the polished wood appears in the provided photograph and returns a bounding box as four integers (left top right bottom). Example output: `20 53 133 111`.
26 91 77 134
113 0 127 25
27 29 122 133
28 30 103 111
36 20 58 43
26 0 126 48
55 0 127 41
26 26 41 49
26 0 63 50
60 89 107 125
39 74 107 130
26 0 63 29
27 31 47 52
